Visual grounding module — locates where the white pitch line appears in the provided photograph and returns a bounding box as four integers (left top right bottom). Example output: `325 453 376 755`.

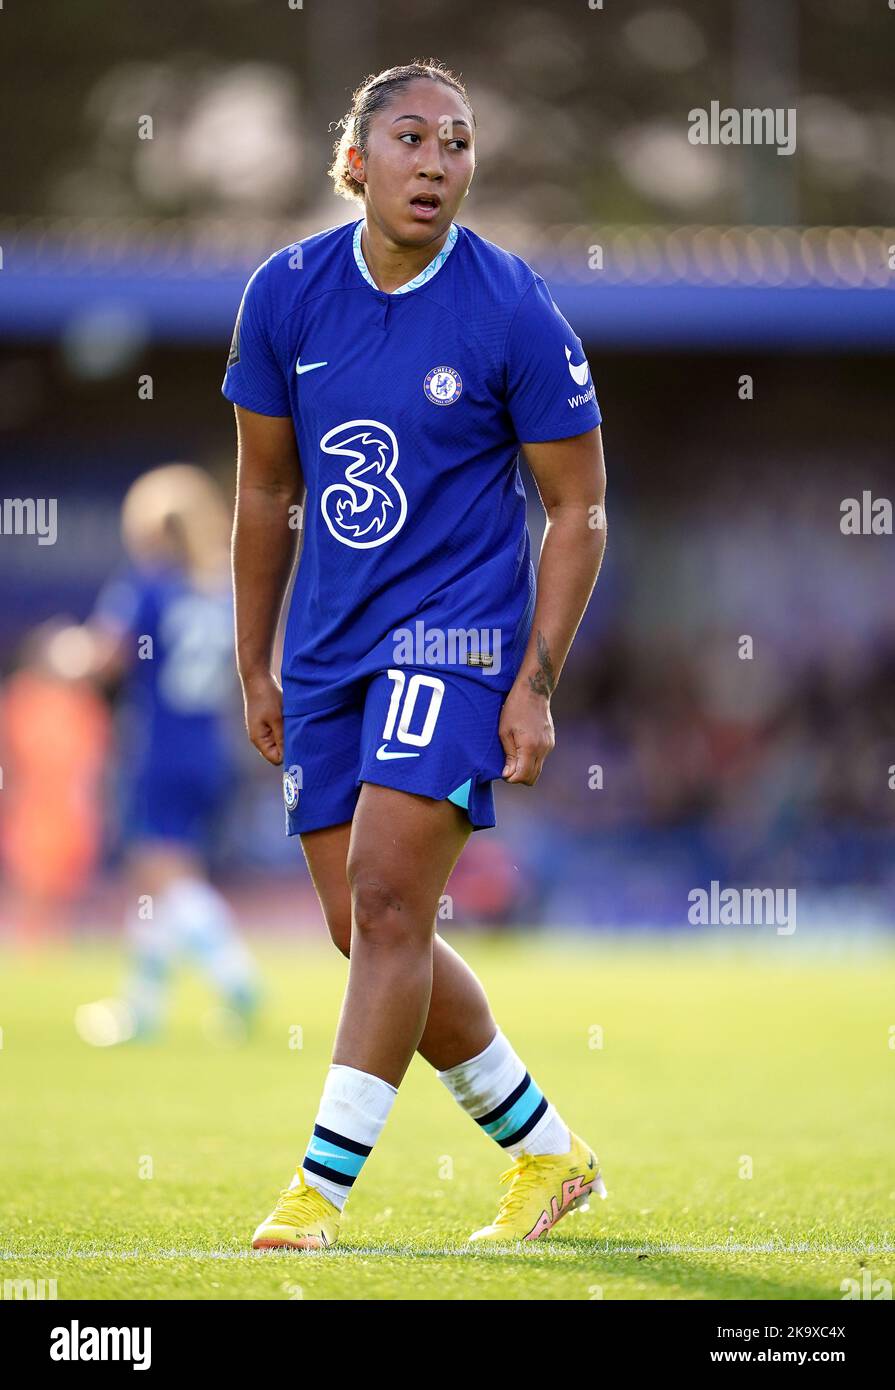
1 1243 892 1261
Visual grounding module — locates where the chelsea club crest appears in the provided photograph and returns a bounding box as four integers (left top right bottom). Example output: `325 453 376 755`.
283 770 300 812
424 366 462 406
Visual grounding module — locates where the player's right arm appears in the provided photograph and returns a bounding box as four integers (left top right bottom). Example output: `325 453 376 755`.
232 404 304 766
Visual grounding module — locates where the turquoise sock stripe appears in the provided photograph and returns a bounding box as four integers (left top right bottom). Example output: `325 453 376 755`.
477 1072 548 1147
304 1129 368 1182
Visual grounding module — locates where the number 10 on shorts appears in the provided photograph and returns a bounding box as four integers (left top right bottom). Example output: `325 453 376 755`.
383 669 445 746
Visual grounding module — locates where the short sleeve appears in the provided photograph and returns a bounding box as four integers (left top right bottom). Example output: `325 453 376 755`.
91 571 147 637
221 261 291 417
504 276 602 443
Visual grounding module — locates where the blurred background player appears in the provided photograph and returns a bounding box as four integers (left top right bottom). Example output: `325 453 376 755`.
46 463 260 1045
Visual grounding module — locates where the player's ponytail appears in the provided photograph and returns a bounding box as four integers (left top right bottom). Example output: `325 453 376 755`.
327 58 475 204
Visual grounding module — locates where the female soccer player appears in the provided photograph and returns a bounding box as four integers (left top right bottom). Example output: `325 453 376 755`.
59 466 259 1045
225 59 608 1247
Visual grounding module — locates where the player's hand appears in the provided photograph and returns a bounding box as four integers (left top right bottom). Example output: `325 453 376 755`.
498 683 555 785
241 669 284 765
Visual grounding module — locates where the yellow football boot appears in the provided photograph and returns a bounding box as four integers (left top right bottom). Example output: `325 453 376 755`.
251 1169 342 1251
469 1132 606 1243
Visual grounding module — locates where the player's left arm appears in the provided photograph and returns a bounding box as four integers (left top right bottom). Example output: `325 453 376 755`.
499 425 607 786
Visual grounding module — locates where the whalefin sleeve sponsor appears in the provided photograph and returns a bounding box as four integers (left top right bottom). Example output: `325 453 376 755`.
503 275 602 443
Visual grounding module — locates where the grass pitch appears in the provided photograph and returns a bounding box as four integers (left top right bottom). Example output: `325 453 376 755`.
1 933 892 1300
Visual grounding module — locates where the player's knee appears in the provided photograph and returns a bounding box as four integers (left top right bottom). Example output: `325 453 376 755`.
348 870 415 947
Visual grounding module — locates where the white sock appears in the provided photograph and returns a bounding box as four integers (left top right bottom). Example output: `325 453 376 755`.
297 1064 398 1210
160 877 258 1007
437 1028 571 1157
123 905 175 1032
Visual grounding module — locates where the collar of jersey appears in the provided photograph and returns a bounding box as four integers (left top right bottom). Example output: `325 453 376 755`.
352 218 459 296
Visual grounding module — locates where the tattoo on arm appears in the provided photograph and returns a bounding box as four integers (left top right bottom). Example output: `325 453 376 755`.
528 630 556 698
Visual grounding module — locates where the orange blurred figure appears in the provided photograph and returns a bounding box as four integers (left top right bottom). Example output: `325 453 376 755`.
0 624 110 945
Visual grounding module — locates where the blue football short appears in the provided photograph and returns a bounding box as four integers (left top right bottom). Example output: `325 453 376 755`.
122 761 232 849
281 667 508 835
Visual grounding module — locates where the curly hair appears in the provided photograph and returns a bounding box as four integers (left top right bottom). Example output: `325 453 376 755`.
327 59 475 204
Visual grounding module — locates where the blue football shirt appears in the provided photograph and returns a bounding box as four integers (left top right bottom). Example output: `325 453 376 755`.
222 218 601 715
93 565 237 777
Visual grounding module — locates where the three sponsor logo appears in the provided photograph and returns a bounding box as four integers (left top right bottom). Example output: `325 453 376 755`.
312 344 591 552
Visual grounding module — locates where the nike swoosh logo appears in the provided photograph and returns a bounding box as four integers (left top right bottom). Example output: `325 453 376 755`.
565 344 589 386
296 358 328 375
311 1149 353 1165
376 744 420 761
